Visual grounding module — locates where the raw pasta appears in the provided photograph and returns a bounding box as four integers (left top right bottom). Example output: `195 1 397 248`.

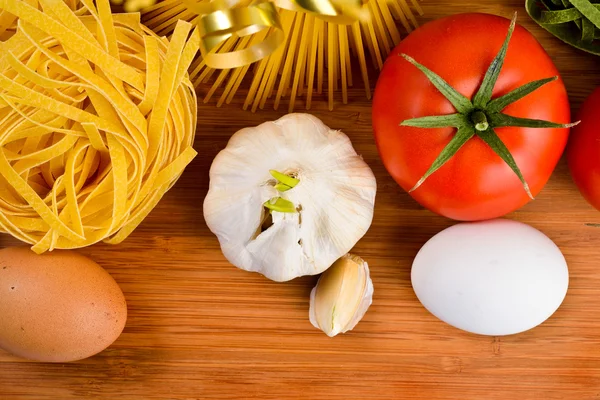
0 0 83 42
0 0 199 253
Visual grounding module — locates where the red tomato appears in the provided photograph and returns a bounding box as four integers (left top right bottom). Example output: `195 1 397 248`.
567 87 600 211
372 13 571 221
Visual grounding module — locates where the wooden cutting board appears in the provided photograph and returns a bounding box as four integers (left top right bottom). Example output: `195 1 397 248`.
2 0 600 398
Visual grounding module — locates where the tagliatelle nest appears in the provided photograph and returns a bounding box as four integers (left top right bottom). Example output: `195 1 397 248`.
0 0 84 42
0 0 199 253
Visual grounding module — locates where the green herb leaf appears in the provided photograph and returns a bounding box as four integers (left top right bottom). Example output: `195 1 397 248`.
476 128 533 199
488 113 579 129
487 77 557 112
400 54 473 114
409 126 475 192
400 114 468 128
472 13 517 109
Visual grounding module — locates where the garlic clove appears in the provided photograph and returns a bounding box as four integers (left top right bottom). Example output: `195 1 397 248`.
309 254 374 337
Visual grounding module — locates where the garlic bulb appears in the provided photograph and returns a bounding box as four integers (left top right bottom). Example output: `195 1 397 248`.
309 254 374 337
203 113 376 282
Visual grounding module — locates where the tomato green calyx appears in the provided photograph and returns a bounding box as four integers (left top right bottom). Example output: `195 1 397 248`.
471 111 490 132
398 13 578 199
264 169 299 213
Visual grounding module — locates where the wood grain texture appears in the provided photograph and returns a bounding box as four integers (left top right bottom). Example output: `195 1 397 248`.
3 0 600 398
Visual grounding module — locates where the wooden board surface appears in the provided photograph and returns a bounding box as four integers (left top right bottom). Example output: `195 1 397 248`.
3 0 600 398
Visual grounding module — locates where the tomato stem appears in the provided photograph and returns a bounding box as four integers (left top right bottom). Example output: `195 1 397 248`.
471 111 489 132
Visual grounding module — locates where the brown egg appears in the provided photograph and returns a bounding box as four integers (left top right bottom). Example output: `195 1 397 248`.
0 247 127 362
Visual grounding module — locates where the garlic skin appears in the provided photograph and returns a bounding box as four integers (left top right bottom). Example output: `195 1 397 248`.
203 114 376 282
309 254 374 337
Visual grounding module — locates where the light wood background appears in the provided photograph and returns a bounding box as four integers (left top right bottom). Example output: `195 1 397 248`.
3 0 600 398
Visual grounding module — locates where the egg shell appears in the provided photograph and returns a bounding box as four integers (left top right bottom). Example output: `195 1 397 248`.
0 247 127 362
411 219 568 336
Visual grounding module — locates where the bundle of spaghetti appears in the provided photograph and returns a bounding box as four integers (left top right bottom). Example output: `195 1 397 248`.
0 0 199 253
0 0 84 42
141 0 423 111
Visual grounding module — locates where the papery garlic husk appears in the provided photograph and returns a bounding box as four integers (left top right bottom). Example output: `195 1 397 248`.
309 254 374 337
203 113 376 282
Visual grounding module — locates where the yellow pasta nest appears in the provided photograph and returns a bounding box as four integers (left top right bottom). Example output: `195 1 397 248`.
0 0 199 253
0 0 84 42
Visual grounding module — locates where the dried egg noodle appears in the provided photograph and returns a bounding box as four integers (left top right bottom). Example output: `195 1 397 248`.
0 0 199 253
0 0 84 42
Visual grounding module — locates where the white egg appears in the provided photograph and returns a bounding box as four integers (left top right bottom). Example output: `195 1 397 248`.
411 219 568 336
